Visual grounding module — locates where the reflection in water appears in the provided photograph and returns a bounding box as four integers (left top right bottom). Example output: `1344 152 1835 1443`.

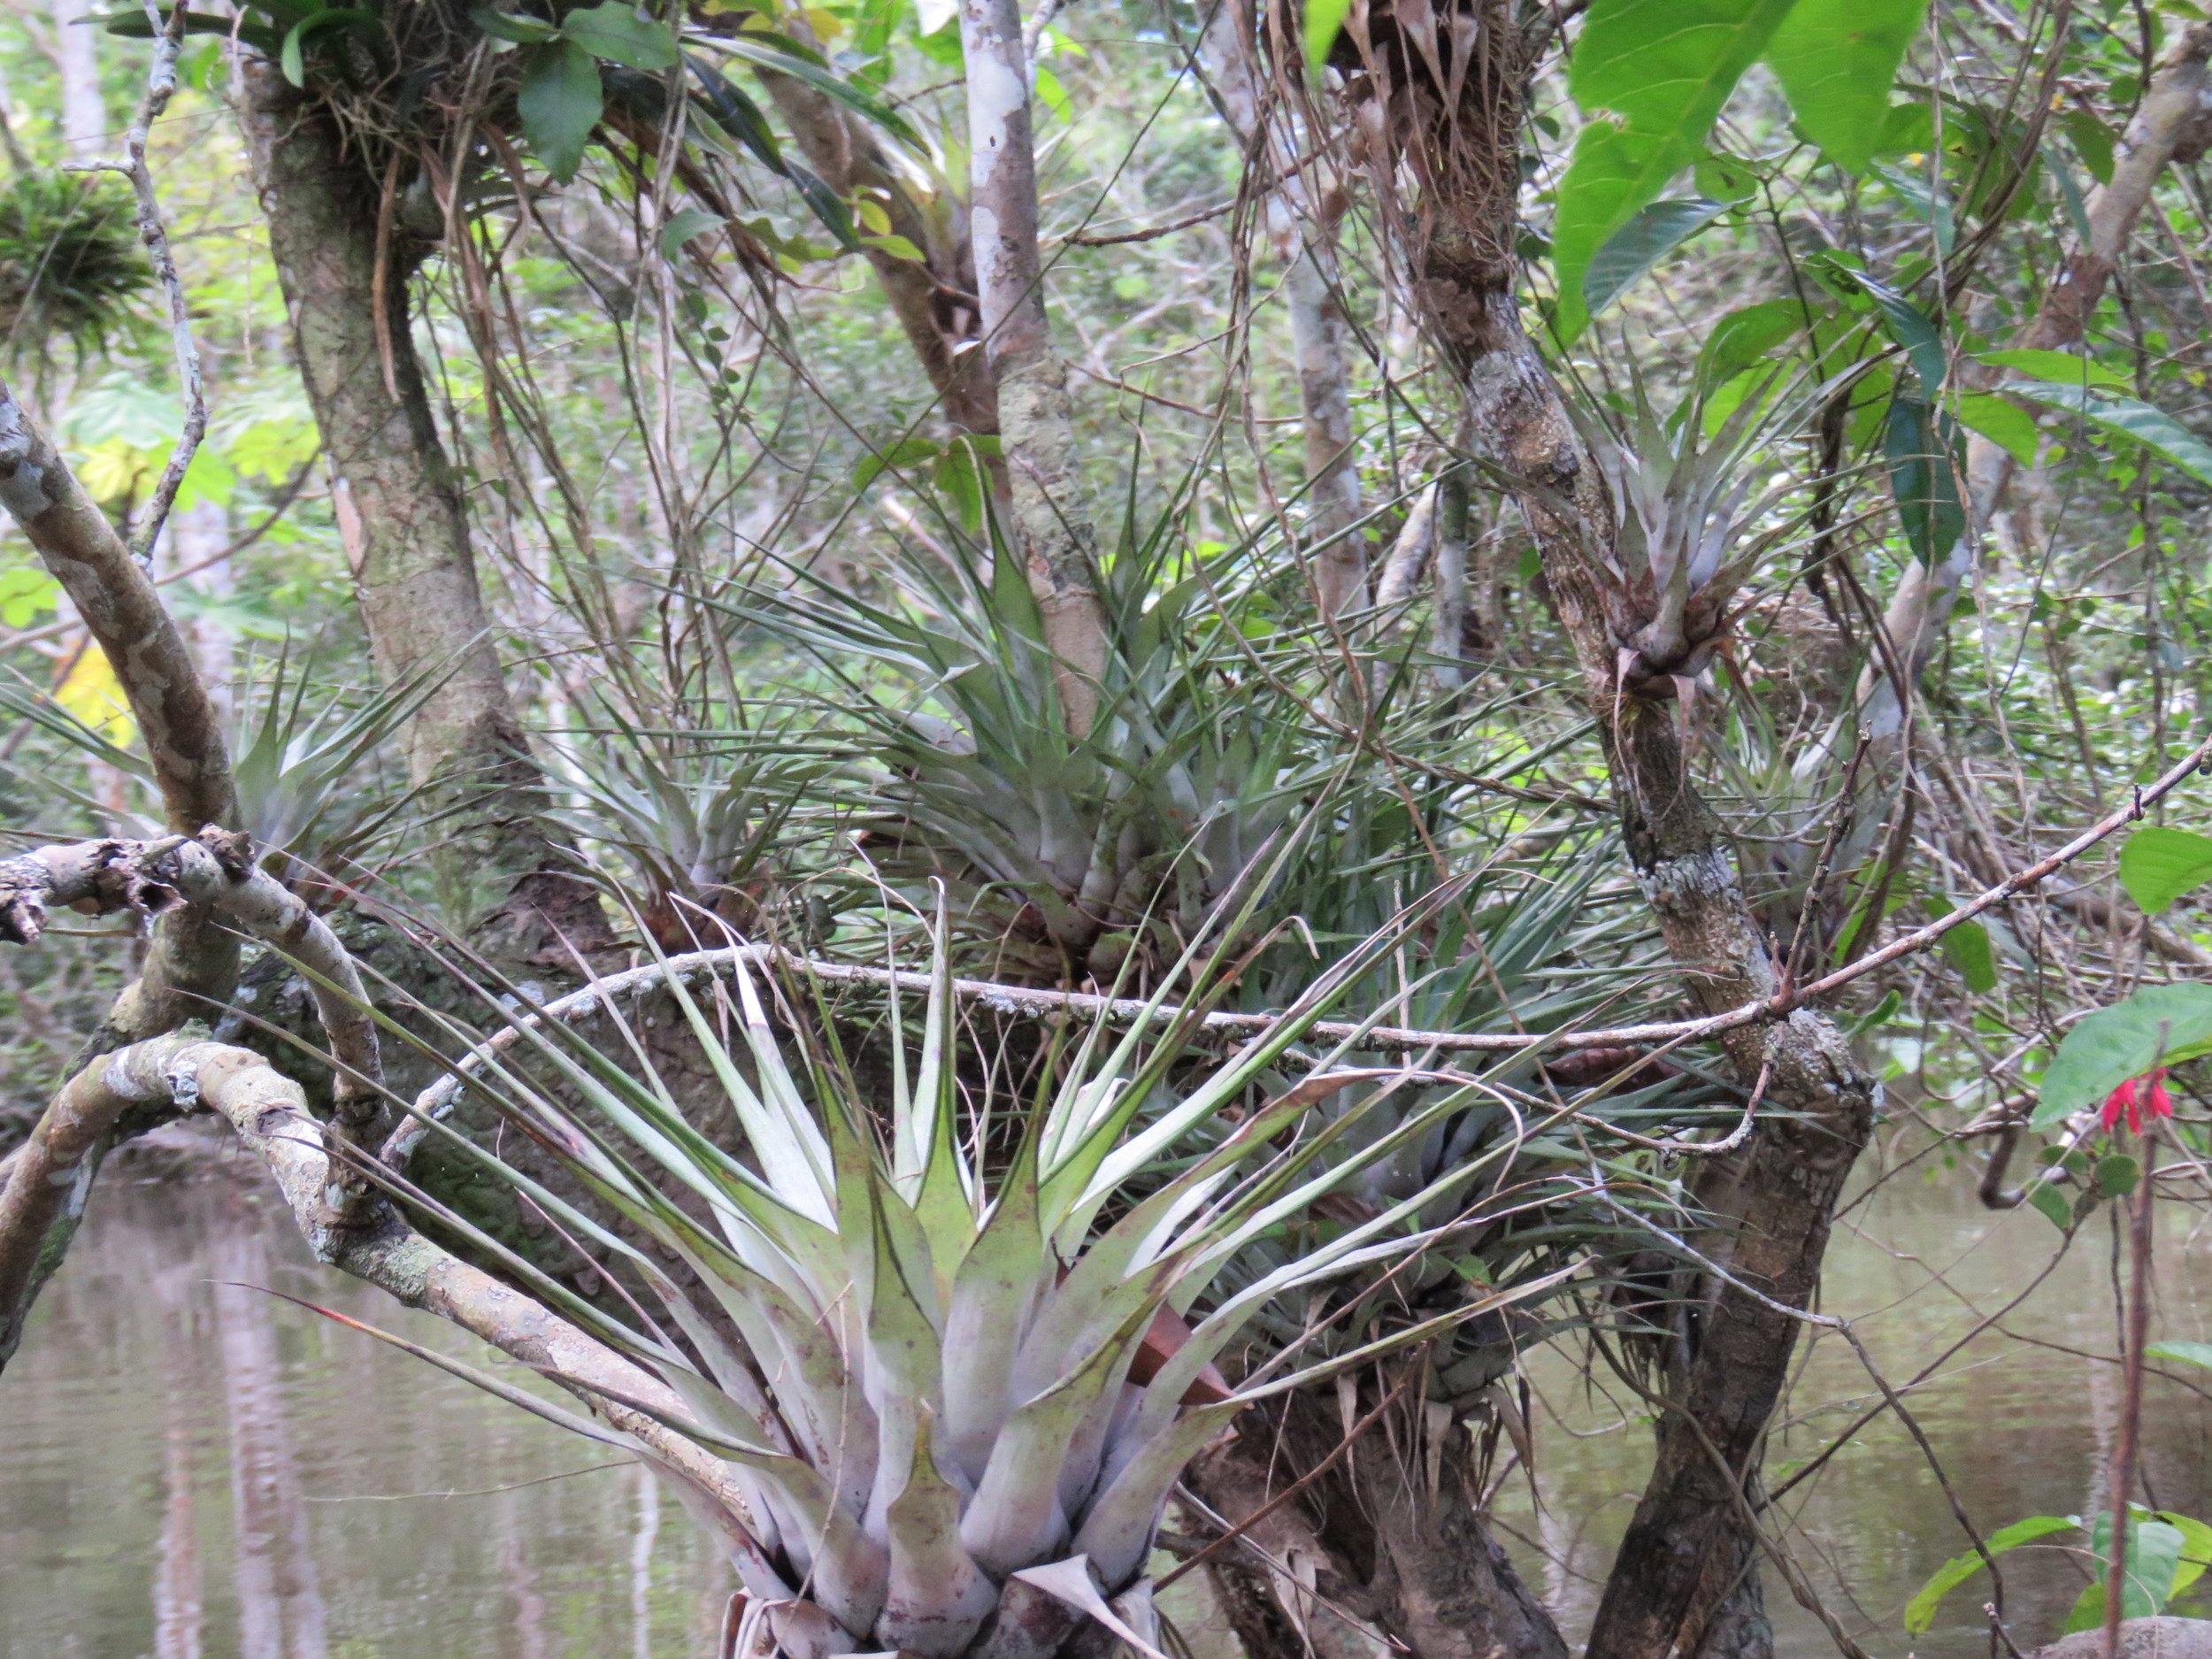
154 1356 202 1659
10 1151 2211 1659
214 1235 329 1659
4 1164 727 1658
1490 1179 2212 1658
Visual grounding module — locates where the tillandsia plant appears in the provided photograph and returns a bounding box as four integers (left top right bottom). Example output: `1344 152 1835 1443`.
752 510 1320 982
0 173 151 365
364 903 1570 1659
0 648 438 896
549 699 837 950
1562 372 1815 699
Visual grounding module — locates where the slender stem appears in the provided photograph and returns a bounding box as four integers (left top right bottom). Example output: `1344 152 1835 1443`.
67 1 203 564
2102 1130 2157 1659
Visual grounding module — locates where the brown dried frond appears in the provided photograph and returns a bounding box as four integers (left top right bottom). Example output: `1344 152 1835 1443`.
1275 0 1526 366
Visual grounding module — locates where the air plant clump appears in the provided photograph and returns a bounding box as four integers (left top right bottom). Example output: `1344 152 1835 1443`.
0 172 150 360
379 912 1554 1659
1567 377 1804 699
551 703 834 950
757 525 1317 983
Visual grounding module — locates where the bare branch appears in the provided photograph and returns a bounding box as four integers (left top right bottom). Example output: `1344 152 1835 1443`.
66 0 204 563
0 385 234 834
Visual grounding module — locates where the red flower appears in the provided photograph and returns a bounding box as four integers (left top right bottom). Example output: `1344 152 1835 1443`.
2102 1068 2174 1135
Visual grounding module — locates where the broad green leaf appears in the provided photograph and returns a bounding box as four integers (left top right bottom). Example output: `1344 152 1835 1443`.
1904 1514 2075 1633
862 232 926 261
0 567 59 628
1871 96 1934 157
2147 1341 2212 1372
1763 0 1931 173
703 35 924 152
2066 1513 2188 1630
471 4 557 42
1302 0 1351 74
1551 0 1796 341
280 16 308 83
2025 1180 2073 1231
658 205 722 259
1694 148 1761 201
1851 270 1948 391
853 434 944 490
1033 64 1071 122
518 38 604 181
2160 1512 2212 1600
1955 392 2039 464
1869 158 1954 251
278 8 380 86
2062 105 2116 184
1696 297 1807 391
1583 197 1731 317
2120 826 2212 915
2093 1153 2140 1198
2009 380 2212 488
1885 395 1964 565
1979 348 2131 389
1925 899 1997 993
560 0 679 69
2033 983 2212 1128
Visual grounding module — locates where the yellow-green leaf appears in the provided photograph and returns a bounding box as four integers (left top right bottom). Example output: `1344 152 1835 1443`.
1763 0 1931 174
2120 825 2212 915
1552 0 1796 342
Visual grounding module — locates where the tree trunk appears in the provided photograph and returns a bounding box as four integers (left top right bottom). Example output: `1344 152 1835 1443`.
1189 1393 1565 1659
754 68 1002 455
50 0 104 158
239 65 603 951
1360 8 1882 1653
0 377 240 1043
958 0 1110 735
1447 260 1879 1659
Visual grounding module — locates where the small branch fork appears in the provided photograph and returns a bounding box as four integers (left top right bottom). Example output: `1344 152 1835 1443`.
0 828 381 1365
66 0 204 563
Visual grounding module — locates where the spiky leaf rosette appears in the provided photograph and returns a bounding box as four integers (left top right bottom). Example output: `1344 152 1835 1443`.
0 173 150 360
1563 373 1812 692
0 647 436 892
378 911 1563 1659
751 518 1316 981
549 699 834 949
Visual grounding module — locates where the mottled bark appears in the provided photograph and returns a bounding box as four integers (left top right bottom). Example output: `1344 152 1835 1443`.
1350 9 1882 1651
1283 245 1367 617
958 0 1109 734
0 828 388 1362
0 1039 145 1365
1452 279 1878 1659
239 65 603 950
0 376 240 1041
1426 469 1471 693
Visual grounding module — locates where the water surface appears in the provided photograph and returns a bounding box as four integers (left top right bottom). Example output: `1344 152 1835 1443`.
3 1148 729 1658
1491 1164 2212 1657
8 1143 2210 1657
